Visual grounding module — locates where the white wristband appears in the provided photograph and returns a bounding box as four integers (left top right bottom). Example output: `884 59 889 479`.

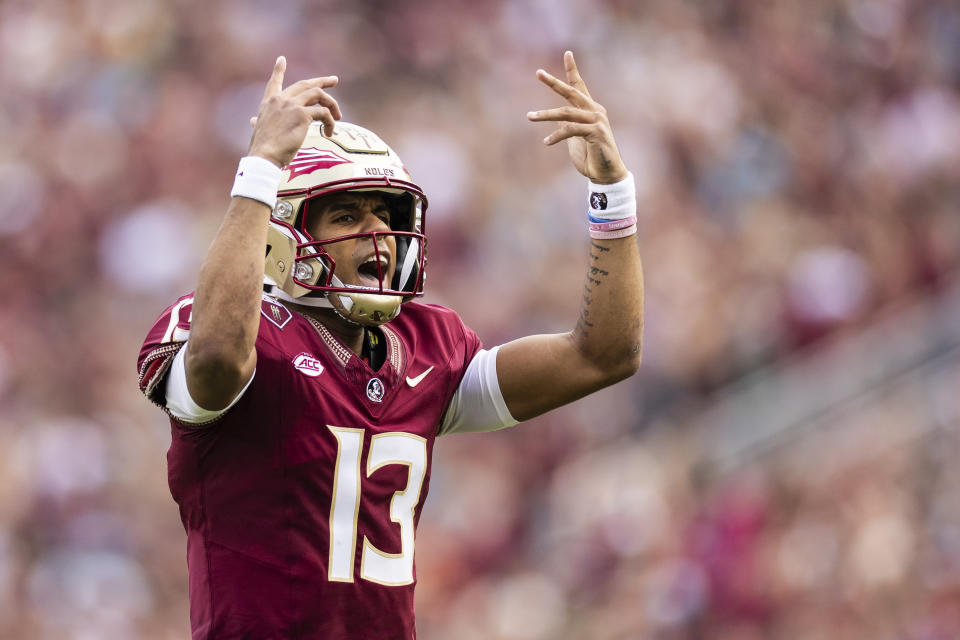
231 156 283 209
587 171 636 222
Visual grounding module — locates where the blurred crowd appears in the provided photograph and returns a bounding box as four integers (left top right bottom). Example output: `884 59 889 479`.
1 0 959 637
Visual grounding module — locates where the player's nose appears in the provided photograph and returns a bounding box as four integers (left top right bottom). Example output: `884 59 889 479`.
359 209 391 232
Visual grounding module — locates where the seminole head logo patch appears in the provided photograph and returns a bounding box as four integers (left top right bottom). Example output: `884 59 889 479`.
590 192 608 210
366 377 385 403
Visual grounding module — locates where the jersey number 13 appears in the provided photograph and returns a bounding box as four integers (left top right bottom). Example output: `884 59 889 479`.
327 426 427 587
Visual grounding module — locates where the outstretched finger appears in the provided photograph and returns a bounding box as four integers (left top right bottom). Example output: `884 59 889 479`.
536 69 590 107
297 86 343 120
527 106 598 125
285 76 339 98
563 51 592 100
543 122 593 146
263 56 286 101
306 106 337 137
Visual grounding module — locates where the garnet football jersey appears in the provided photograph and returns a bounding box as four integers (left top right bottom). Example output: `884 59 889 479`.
137 293 482 639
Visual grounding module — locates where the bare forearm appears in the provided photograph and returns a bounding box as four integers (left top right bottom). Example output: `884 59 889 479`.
185 197 270 407
497 234 642 421
571 236 643 377
190 198 271 361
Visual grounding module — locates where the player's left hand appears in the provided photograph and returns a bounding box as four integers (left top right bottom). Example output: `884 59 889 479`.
527 51 628 184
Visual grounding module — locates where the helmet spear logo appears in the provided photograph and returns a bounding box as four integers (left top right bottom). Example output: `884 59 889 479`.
285 148 352 179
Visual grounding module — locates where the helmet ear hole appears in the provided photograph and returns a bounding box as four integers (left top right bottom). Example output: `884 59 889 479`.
394 236 421 293
392 236 409 291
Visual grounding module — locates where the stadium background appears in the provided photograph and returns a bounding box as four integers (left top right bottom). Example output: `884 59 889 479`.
1 0 959 637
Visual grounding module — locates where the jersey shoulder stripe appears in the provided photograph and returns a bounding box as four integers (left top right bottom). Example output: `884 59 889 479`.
137 293 195 409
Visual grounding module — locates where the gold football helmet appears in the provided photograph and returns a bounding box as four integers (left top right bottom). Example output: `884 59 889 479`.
263 122 427 325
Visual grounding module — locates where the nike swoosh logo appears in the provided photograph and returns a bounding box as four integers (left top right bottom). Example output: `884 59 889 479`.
405 366 434 387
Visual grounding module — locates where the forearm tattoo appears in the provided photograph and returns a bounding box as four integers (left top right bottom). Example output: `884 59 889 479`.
576 242 612 338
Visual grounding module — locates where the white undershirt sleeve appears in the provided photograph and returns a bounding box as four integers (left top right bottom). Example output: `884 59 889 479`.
165 344 255 424
438 345 519 436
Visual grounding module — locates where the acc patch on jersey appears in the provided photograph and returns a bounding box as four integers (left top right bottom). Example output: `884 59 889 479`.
293 352 324 377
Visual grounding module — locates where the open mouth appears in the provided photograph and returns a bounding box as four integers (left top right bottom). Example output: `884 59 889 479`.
356 255 390 290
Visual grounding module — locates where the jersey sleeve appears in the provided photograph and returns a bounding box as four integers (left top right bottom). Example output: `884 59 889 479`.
425 307 518 435
137 293 195 413
438 345 518 435
165 345 256 424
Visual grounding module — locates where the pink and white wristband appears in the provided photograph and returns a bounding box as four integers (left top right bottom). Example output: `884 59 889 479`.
589 216 637 232
590 225 638 240
587 172 637 240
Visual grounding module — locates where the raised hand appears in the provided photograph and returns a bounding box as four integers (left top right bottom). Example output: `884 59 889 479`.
248 56 342 168
527 51 627 185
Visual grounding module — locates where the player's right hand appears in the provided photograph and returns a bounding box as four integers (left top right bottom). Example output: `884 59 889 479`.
247 56 342 168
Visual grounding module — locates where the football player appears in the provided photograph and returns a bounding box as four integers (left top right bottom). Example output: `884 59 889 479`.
137 51 642 639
